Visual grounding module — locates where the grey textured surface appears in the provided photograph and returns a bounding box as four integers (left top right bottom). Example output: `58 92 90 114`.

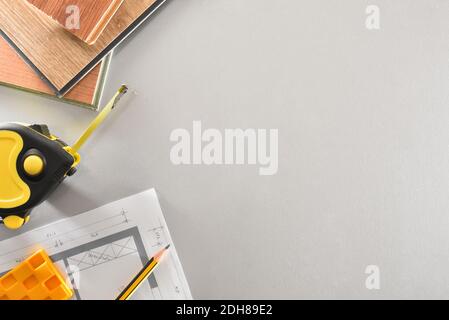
1 0 449 299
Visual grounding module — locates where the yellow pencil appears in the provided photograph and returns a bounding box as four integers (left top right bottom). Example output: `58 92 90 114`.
116 244 170 300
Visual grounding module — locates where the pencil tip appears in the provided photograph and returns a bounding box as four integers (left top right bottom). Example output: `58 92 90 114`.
154 245 170 262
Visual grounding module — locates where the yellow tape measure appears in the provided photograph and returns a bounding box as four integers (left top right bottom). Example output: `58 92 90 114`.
0 85 128 230
73 85 128 152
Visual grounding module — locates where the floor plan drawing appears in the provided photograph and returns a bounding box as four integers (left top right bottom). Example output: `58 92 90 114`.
0 189 191 300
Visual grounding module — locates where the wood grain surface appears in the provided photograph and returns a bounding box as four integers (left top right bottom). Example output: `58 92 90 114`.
0 37 103 107
27 0 124 45
0 0 158 93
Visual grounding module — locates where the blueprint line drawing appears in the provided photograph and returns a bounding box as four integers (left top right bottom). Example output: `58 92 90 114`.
51 227 158 300
0 189 192 300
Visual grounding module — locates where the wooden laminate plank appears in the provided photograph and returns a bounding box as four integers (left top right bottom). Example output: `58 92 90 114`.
27 0 124 45
0 0 163 95
0 37 107 109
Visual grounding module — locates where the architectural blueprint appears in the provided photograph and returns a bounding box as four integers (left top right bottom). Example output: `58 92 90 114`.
0 189 192 300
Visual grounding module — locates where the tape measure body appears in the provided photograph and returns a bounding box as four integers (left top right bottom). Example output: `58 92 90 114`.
0 123 77 229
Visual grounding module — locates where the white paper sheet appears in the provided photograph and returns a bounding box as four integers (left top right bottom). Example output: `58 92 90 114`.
0 189 192 300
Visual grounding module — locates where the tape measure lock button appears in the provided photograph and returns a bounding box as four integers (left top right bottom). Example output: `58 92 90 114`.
23 155 45 177
22 150 46 178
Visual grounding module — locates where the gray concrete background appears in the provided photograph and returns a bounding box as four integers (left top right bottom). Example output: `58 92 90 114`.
1 0 449 299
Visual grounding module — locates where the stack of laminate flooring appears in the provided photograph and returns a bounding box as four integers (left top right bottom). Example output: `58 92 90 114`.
0 0 164 109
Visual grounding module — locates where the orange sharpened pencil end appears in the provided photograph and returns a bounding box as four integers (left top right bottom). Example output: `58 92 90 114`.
154 244 170 262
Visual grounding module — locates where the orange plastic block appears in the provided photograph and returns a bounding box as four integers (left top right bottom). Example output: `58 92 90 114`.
0 249 72 300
